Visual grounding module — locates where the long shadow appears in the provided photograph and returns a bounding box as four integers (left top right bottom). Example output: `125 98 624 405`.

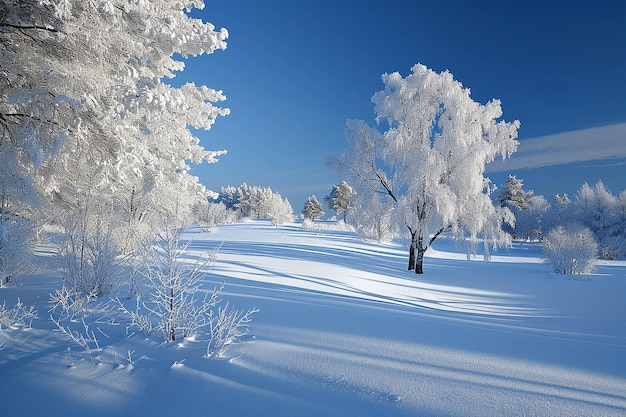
236 334 626 416
184 236 543 321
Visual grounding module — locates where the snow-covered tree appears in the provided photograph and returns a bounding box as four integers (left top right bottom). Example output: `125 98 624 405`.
573 181 621 259
0 0 71 280
325 181 356 222
514 195 549 241
615 191 626 256
197 201 238 226
233 183 291 221
208 184 294 225
235 183 261 218
574 183 596 227
267 195 294 228
215 186 240 210
498 175 533 211
330 64 519 273
1 1 229 282
591 182 618 239
57 195 121 297
302 195 325 221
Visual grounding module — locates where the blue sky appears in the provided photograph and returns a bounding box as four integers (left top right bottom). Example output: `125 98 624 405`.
178 0 626 211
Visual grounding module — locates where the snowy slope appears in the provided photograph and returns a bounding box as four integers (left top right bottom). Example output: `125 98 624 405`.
1 220 625 416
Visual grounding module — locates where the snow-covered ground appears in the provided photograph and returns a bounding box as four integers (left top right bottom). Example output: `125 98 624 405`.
1 220 625 416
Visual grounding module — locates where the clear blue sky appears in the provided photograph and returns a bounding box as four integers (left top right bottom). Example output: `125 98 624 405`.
178 0 626 212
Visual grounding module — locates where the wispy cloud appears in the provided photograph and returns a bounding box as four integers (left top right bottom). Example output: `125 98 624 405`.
487 122 626 172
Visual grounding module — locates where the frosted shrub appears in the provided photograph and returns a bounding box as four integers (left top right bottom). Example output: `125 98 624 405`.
48 286 112 354
123 225 258 347
49 286 97 320
0 298 37 330
207 302 258 358
543 226 598 275
58 207 121 298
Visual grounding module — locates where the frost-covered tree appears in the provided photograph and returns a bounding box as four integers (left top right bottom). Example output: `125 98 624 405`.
197 201 238 226
325 181 356 222
122 225 257 345
215 186 240 210
498 175 533 211
208 184 294 225
497 175 526 239
614 191 626 257
267 195 294 228
591 182 618 241
302 195 325 221
574 183 596 227
235 183 261 218
573 181 621 259
514 195 549 241
0 0 70 280
330 64 519 273
1 0 229 283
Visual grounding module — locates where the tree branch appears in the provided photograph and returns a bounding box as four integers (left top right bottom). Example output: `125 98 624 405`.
1 23 58 33
429 224 451 247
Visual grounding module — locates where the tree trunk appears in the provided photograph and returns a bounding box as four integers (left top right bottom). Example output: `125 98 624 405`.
169 286 176 341
408 232 425 274
415 245 425 274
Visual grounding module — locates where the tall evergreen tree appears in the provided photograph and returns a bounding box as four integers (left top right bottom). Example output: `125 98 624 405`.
498 175 533 210
302 195 325 221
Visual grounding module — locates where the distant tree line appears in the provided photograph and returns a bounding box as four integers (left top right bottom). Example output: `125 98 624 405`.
206 183 294 228
498 175 626 260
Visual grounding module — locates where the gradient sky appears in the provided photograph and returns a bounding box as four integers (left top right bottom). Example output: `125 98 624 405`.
176 0 626 212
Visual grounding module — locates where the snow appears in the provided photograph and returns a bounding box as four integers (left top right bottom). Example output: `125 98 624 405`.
1 220 625 416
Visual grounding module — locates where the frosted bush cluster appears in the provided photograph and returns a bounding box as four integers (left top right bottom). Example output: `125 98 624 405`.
543 226 598 275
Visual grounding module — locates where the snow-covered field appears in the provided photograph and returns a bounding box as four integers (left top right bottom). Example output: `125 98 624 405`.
1 220 625 416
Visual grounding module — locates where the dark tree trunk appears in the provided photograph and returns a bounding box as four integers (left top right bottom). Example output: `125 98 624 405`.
407 232 426 274
414 246 425 274
169 286 175 341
